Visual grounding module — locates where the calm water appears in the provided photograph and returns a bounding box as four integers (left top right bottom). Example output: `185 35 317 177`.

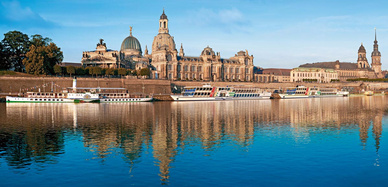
0 97 388 186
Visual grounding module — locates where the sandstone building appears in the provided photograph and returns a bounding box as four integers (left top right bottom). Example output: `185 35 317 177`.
254 68 291 83
299 30 383 81
150 10 254 81
290 67 338 83
81 10 254 82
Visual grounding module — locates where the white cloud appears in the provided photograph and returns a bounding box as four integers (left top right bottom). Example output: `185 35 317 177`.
186 8 250 33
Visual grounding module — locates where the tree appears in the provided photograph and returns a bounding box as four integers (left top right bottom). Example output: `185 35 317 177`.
0 42 11 70
54 65 62 76
66 66 75 77
23 35 63 75
76 67 85 75
118 68 127 77
105 68 115 77
93 67 102 77
86 66 93 76
139 68 150 76
2 31 30 71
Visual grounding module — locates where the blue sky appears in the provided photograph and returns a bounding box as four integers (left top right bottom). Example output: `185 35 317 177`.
0 0 387 69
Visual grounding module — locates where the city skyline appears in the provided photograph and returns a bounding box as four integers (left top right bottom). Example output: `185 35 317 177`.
0 0 387 69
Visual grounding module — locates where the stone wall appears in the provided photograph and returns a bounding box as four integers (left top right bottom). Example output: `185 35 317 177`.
0 77 171 95
1 77 388 96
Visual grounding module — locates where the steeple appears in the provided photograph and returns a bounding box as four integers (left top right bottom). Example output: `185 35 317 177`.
372 28 381 57
357 43 369 69
159 9 169 34
371 28 382 74
130 26 133 36
144 45 148 55
179 43 184 57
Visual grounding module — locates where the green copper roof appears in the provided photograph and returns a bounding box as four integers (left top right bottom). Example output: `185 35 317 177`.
121 36 142 52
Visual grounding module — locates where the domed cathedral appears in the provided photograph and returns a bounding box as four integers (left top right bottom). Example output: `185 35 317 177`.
82 39 122 68
120 27 150 70
150 10 254 81
150 9 179 79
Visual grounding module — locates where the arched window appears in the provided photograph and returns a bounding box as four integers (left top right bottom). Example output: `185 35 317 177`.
164 21 166 28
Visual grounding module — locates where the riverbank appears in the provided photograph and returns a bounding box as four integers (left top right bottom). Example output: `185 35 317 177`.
1 77 388 97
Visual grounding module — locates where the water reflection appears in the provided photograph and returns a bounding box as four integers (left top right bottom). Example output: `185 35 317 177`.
0 96 386 184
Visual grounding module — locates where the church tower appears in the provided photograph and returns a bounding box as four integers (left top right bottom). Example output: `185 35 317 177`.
371 28 382 74
357 43 369 69
159 9 169 34
179 43 184 57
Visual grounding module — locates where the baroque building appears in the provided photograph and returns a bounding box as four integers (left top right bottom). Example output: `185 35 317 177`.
299 29 383 81
150 10 254 81
81 39 122 68
82 28 149 69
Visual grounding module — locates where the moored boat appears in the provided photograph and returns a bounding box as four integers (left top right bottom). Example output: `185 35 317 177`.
6 92 74 103
171 85 271 101
279 86 349 99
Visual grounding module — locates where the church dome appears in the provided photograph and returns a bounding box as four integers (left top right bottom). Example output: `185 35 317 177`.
121 35 142 53
358 44 366 53
152 33 176 52
160 10 168 19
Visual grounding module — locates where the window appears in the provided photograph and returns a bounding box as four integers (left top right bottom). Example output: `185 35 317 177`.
184 65 188 71
177 65 181 71
236 68 239 73
197 66 202 72
167 64 172 71
191 65 196 72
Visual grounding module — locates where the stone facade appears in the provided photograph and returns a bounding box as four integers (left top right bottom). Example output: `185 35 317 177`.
150 10 254 81
255 68 291 83
291 67 339 83
81 39 122 68
82 28 149 69
299 30 383 81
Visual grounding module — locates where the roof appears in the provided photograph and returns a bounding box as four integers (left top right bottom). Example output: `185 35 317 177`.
262 68 291 76
59 62 82 67
292 67 337 72
121 36 142 52
299 61 362 70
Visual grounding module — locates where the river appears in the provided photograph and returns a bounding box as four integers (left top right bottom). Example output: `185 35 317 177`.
0 96 387 186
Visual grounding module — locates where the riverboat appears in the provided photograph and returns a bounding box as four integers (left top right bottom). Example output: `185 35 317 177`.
6 92 74 103
279 86 349 99
67 92 100 103
310 88 349 97
279 86 310 99
170 85 271 101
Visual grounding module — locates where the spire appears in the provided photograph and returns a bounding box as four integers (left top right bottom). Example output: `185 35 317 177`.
179 43 184 57
375 27 377 42
130 26 132 36
145 45 148 55
372 28 381 57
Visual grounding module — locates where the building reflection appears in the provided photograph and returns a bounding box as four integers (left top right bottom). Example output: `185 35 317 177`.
1 96 386 182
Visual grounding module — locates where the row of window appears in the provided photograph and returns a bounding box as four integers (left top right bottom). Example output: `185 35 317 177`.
233 94 260 97
103 99 143 102
167 65 250 73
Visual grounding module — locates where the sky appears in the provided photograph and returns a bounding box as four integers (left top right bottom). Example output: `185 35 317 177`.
1 0 388 69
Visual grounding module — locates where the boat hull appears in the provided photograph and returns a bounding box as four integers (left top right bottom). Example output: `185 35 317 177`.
170 95 224 101
99 98 153 102
6 96 74 103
